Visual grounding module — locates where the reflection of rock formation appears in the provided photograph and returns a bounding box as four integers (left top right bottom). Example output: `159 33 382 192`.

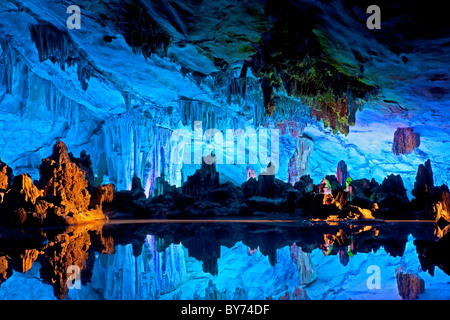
247 246 259 256
395 267 425 300
204 280 227 300
416 231 450 277
184 237 220 275
182 157 219 201
143 235 187 295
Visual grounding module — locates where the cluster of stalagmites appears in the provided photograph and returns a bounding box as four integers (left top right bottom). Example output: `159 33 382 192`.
0 140 107 226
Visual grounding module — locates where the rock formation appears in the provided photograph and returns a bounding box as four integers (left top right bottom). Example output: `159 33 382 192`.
181 156 220 201
113 175 147 215
90 184 115 211
10 249 40 273
410 159 450 220
39 141 92 212
0 256 12 287
111 159 450 222
69 150 95 191
289 243 316 285
371 174 410 219
435 191 450 224
1 143 449 223
412 159 434 201
0 159 13 191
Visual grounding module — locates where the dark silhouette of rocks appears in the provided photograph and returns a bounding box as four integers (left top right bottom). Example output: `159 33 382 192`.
372 174 411 219
0 256 12 287
96 157 450 222
113 175 147 215
8 174 43 206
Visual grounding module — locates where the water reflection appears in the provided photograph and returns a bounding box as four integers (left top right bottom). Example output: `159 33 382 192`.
0 220 449 300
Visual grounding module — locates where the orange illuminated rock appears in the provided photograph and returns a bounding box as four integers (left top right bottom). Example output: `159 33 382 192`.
392 127 420 155
11 249 40 273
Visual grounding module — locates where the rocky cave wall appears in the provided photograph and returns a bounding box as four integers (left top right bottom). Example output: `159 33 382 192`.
0 0 448 198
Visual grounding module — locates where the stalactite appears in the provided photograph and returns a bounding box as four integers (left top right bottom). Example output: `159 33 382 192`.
29 22 93 90
91 236 187 300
